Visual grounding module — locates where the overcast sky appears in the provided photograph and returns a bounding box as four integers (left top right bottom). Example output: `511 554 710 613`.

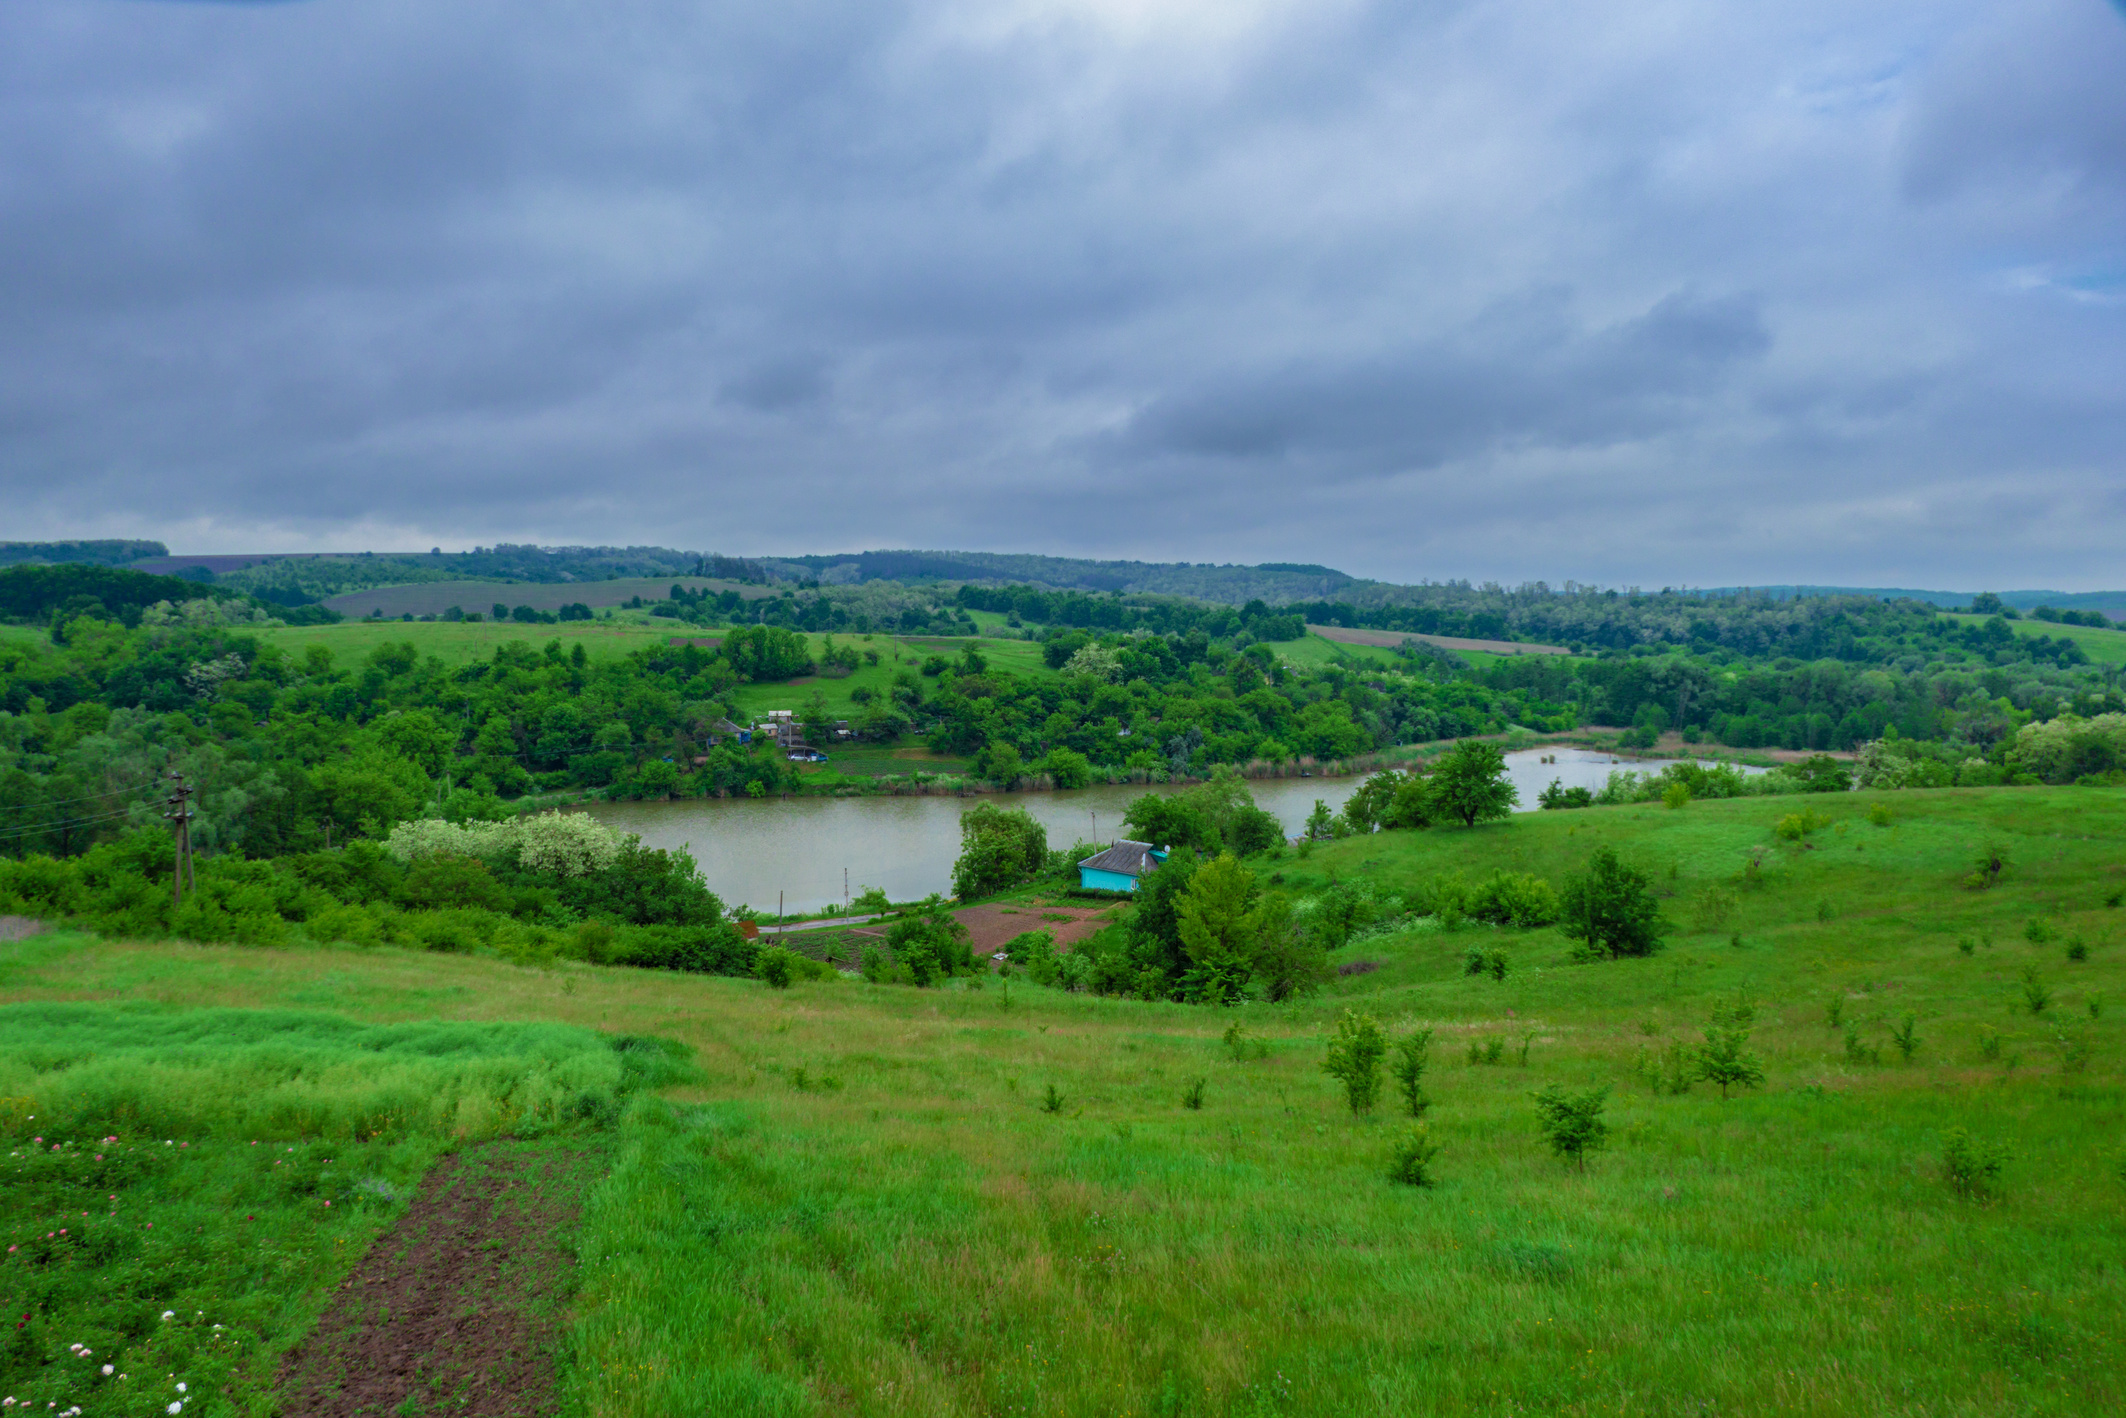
3 0 2123 588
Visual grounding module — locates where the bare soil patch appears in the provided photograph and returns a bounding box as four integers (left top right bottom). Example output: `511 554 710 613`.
956 902 1113 956
276 1145 596 1417
1307 624 1570 656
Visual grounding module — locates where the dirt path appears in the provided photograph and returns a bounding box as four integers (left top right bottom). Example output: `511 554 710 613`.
276 1146 595 1417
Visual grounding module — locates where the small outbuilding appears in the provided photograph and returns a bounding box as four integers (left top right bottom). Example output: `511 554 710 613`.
1077 840 1168 893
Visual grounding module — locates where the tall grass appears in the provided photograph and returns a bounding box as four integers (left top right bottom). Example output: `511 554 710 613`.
0 1003 687 1142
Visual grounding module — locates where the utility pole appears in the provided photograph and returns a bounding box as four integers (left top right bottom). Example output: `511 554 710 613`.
844 867 849 910
163 771 195 908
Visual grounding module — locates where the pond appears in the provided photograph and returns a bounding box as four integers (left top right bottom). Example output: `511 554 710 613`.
587 747 1762 915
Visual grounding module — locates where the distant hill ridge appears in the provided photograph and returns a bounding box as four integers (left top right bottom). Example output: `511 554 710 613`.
6 541 2122 616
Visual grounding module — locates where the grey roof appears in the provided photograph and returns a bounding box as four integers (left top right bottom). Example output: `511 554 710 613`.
1078 840 1163 877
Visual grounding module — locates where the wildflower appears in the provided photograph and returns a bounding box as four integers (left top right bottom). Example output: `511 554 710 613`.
161 1311 174 1320
102 1367 112 1377
168 1406 181 1416
176 1384 186 1393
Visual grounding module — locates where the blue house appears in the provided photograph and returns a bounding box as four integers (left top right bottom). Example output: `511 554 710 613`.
1077 840 1168 893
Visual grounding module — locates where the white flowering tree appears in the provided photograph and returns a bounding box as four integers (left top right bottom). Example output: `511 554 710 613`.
383 811 628 877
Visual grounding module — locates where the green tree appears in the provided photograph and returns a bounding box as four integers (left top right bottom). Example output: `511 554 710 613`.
1038 747 1094 788
799 689 834 749
1124 846 1201 986
1692 1000 1765 1099
1428 740 1517 827
1389 1027 1434 1117
1303 799 1338 841
951 803 1049 900
1559 847 1668 959
971 742 1024 785
1244 892 1329 1002
1322 1010 1387 1114
1531 1084 1610 1170
1175 852 1258 1004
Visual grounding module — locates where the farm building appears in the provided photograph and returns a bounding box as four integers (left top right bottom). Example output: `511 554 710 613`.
1077 840 1167 893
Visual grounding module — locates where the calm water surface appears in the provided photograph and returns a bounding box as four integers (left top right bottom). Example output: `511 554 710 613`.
589 747 1758 914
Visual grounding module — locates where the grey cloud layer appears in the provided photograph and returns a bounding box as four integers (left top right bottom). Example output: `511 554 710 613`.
2 0 2122 586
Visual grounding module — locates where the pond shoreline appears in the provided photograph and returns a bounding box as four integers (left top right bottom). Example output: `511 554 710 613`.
520 730 1795 813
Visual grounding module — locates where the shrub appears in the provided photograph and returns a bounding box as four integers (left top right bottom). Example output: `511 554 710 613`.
1941 1127 2010 1199
1223 1020 1268 1062
2021 966 2051 1015
1462 946 1509 980
1889 1015 1921 1062
889 909 975 987
1867 802 1893 827
1389 1028 1434 1117
1387 1124 1441 1187
1690 886 1738 932
1559 848 1667 959
1843 1027 1881 1066
755 945 799 989
1965 846 2008 890
2066 937 2089 963
1468 871 1559 928
1001 929 1058 985
1662 782 1690 810
1322 1010 1387 1115
1531 1084 1610 1171
850 885 893 915
2025 919 2055 946
859 944 893 983
1979 1027 2003 1062
1182 1077 1206 1110
1774 808 1833 840
1040 1083 1065 1114
1638 1039 1692 1095
1825 997 1845 1029
1467 1037 1506 1065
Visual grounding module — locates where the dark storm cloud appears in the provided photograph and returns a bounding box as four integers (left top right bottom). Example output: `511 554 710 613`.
1122 292 1770 466
1 0 2122 587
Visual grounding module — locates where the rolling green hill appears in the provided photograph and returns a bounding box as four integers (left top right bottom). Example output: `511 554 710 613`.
5 783 2121 1413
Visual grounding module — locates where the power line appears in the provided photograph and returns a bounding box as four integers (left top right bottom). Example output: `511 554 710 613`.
0 780 160 816
0 804 143 843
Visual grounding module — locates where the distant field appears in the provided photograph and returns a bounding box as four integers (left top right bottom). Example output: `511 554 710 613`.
1939 612 2126 665
1308 623 1571 656
320 577 771 618
727 632 1061 723
253 618 681 667
1275 631 1406 671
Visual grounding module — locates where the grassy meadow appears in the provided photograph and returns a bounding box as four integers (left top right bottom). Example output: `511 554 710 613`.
252 616 684 668
2 785 2123 1413
1937 613 2126 666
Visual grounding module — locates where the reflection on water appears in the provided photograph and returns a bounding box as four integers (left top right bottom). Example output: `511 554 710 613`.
588 747 1760 915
